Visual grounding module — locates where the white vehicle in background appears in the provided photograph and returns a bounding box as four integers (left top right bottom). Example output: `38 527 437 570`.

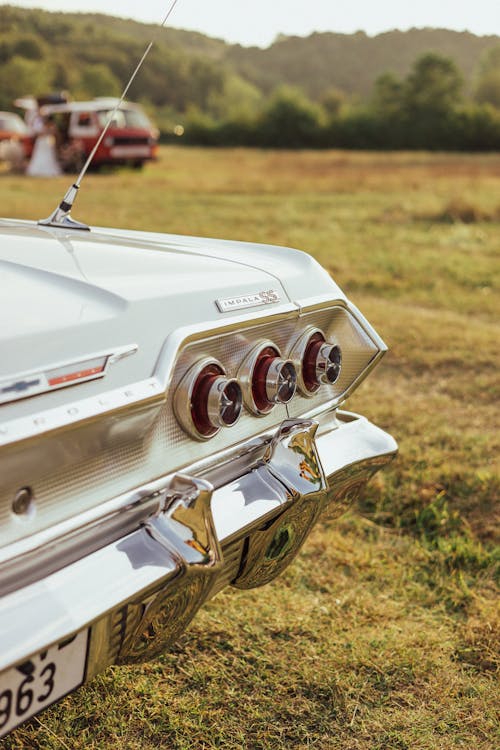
16 96 159 171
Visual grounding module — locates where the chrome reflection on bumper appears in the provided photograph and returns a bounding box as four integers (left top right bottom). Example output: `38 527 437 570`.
232 419 327 589
0 411 397 679
119 475 222 663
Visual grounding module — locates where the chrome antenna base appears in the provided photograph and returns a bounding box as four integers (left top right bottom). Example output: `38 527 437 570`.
38 184 90 231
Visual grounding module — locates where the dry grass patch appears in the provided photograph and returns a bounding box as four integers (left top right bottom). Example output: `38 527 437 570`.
419 199 500 224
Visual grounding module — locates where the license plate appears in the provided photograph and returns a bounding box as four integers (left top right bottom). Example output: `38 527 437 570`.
0 630 89 738
110 145 150 158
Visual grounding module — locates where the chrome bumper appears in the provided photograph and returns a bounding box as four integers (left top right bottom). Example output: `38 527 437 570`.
0 410 397 679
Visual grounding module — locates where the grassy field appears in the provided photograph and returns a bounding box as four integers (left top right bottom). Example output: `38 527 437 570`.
1 148 499 749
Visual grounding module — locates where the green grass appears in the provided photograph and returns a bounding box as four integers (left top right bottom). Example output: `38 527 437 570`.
1 148 498 749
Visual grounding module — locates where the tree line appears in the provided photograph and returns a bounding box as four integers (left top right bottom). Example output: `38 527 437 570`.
178 52 500 150
1 6 499 150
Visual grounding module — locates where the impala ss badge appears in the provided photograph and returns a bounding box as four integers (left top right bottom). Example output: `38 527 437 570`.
216 289 281 313
0 344 137 405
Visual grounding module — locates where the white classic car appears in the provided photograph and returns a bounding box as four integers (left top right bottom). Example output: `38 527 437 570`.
0 196 397 735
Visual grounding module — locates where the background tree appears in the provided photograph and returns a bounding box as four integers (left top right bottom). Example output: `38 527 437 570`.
11 34 45 60
371 72 404 117
0 56 53 109
404 53 464 115
474 45 500 108
320 87 346 119
77 64 121 99
401 53 464 148
257 86 323 148
207 73 263 120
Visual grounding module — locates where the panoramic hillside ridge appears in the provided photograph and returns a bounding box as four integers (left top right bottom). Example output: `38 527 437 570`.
1 6 499 150
1 6 499 104
227 28 500 98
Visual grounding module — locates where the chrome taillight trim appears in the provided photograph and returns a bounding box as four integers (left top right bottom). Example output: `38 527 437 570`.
237 340 296 416
316 342 342 385
173 357 242 441
290 326 323 396
206 376 242 430
290 326 342 396
238 340 275 415
264 358 297 405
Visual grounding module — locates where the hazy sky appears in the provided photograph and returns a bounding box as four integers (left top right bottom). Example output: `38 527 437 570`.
6 1 500 47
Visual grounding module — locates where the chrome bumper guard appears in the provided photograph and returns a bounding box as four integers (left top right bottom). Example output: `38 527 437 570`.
0 411 397 680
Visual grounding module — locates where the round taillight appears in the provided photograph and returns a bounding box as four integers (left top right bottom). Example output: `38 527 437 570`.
292 328 342 396
174 359 242 440
239 342 297 415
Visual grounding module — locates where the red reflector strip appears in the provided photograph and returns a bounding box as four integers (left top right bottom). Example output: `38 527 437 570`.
48 365 105 387
46 356 108 388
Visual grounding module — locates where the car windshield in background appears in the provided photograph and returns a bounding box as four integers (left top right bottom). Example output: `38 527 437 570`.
96 108 151 129
0 115 27 134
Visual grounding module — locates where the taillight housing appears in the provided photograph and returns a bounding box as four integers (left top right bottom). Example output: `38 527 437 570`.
291 328 342 396
239 342 297 415
174 358 243 440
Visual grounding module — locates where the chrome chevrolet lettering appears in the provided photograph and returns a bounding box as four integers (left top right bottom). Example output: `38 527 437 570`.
216 289 281 313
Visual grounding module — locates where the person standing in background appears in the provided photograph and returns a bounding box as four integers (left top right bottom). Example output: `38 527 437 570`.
26 113 62 177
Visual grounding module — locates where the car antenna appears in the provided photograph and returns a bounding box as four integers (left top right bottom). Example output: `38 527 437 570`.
39 0 180 231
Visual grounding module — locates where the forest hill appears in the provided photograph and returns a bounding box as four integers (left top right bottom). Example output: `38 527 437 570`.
1 7 499 150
